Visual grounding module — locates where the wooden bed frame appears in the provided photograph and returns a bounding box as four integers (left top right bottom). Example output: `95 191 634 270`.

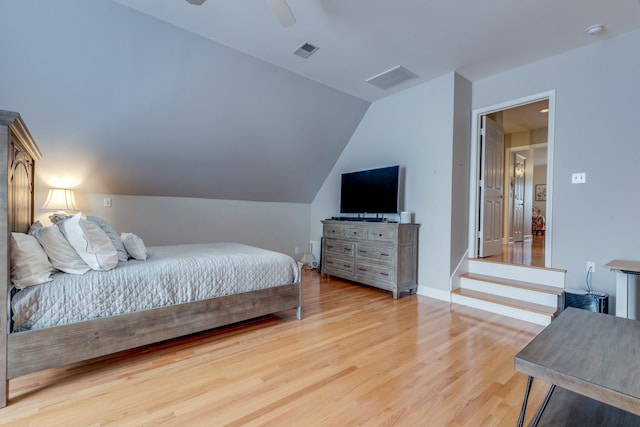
0 110 303 408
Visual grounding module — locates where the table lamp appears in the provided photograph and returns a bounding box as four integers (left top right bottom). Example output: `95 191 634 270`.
41 188 78 224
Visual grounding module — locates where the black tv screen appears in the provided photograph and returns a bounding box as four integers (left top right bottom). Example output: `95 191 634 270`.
340 165 399 214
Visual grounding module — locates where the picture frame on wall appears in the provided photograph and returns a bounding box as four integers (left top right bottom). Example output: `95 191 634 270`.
535 184 546 201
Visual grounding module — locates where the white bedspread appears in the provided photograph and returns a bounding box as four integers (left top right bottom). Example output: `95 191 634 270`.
11 243 299 332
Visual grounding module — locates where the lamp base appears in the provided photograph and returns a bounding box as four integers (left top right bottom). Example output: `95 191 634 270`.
48 212 71 224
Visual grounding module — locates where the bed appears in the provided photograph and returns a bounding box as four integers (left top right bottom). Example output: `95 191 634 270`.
0 110 303 408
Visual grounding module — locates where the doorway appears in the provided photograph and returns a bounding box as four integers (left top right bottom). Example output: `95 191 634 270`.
512 152 526 243
469 91 555 268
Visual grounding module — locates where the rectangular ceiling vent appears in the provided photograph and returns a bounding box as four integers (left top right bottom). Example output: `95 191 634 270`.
293 42 319 59
365 65 419 90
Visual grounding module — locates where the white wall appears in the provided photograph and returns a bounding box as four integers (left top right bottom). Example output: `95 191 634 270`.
311 72 471 297
449 73 472 271
0 1 369 204
473 29 640 311
35 191 310 259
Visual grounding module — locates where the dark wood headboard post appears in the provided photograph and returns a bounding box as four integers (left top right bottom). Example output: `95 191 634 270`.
0 110 41 408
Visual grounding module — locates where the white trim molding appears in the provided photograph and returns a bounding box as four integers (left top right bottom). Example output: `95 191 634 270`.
468 90 556 267
418 286 451 302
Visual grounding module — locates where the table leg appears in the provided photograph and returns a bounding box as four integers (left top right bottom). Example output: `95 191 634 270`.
517 376 534 427
615 271 628 318
529 384 555 427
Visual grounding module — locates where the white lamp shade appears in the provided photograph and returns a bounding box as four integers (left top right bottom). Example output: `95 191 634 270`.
41 188 78 212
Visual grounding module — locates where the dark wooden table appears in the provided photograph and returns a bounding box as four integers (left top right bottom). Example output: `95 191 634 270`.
515 307 640 426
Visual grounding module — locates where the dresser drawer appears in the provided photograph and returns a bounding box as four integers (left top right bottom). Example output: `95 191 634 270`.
355 261 395 284
324 223 345 238
356 244 394 262
344 226 367 240
325 256 354 275
367 228 397 243
324 240 354 256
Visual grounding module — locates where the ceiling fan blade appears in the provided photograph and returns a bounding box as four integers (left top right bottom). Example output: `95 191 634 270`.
266 0 296 27
185 0 206 5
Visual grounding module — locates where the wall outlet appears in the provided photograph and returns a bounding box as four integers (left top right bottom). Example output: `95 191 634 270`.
586 261 596 273
103 197 112 208
572 172 586 184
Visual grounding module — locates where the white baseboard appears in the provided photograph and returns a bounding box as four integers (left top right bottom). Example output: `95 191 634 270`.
418 285 451 302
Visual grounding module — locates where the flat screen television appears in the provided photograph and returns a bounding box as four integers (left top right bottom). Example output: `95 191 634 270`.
340 165 400 215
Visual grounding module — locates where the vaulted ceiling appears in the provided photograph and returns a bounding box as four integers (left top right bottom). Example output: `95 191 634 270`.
1 0 639 203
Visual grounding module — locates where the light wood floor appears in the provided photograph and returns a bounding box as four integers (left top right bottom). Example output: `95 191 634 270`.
484 236 545 267
1 272 550 426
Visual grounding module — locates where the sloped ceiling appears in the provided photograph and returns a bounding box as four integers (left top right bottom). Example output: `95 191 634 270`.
1 0 639 203
114 0 640 102
0 0 369 202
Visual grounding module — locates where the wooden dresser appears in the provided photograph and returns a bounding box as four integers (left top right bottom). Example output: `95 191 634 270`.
321 220 419 298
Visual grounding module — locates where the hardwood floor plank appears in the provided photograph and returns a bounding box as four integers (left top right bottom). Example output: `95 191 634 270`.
0 271 548 426
484 235 545 267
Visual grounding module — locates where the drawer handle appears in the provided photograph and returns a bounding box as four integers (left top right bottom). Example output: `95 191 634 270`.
344 248 351 252
380 253 389 257
378 233 383 237
327 245 334 249
358 268 367 272
359 250 367 254
331 230 336 233
343 264 350 268
353 231 357 235
380 272 389 277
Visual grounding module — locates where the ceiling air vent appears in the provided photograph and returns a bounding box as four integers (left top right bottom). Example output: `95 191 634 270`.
365 66 419 90
293 42 319 59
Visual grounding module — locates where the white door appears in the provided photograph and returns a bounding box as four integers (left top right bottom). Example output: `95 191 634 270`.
478 116 504 257
512 153 526 243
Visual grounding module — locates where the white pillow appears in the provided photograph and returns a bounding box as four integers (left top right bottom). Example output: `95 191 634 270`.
28 220 44 235
33 224 91 274
86 216 128 262
59 213 118 271
120 232 147 260
10 232 57 288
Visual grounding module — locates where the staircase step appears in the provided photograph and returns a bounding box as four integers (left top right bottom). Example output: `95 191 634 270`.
468 259 565 288
460 273 564 295
459 273 563 308
451 288 560 326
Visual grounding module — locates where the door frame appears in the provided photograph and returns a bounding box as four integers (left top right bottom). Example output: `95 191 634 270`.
468 90 556 268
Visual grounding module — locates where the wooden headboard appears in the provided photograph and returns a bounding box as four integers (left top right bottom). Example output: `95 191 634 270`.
1 110 41 234
1 110 41 403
